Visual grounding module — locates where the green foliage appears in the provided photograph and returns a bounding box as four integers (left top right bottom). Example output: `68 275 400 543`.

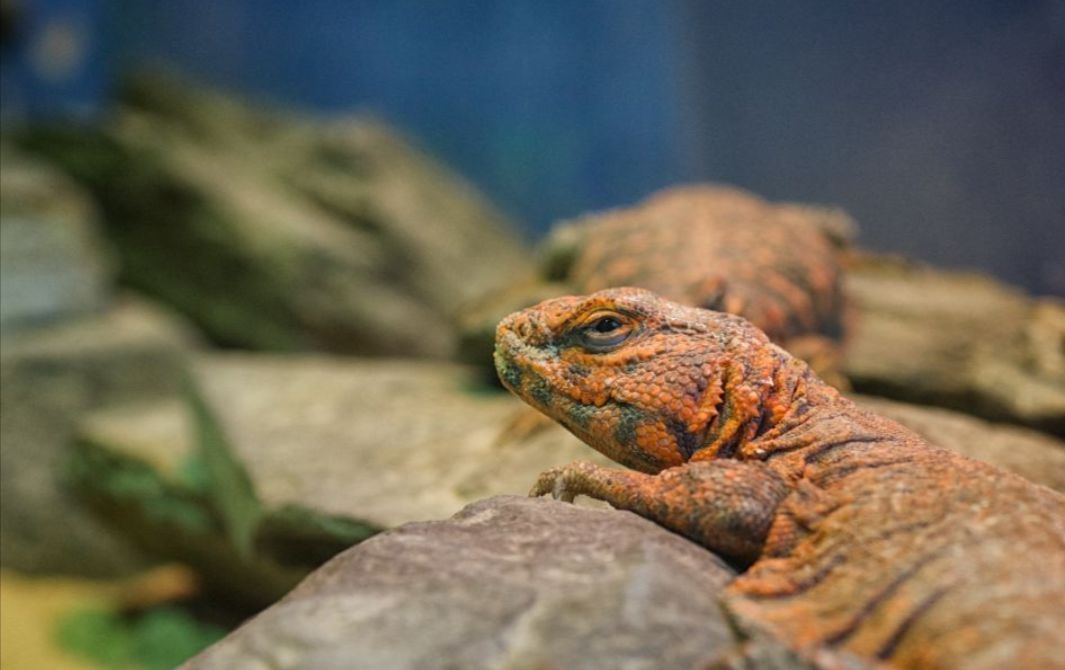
68 438 216 535
177 451 212 495
55 606 225 670
186 379 263 559
129 608 226 670
54 608 131 668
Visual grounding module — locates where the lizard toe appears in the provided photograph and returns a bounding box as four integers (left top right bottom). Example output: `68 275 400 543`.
529 466 564 498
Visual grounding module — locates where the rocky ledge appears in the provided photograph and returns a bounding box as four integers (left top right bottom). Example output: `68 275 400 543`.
181 495 871 670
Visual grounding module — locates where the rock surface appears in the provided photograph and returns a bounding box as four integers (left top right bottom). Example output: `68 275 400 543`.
73 398 316 609
182 495 801 670
73 355 615 603
19 73 531 356
1 299 195 576
0 144 112 331
187 355 615 532
845 255 1065 435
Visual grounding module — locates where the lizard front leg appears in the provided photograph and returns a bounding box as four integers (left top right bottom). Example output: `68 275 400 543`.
531 460 791 565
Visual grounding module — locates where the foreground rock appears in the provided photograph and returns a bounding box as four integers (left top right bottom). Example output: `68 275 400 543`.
183 496 850 670
1 299 195 577
845 255 1065 435
20 73 531 356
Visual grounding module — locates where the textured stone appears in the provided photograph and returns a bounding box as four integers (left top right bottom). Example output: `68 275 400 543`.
181 495 743 670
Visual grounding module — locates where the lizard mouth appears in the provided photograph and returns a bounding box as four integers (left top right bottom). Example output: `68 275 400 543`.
494 311 546 385
494 327 556 407
493 338 528 397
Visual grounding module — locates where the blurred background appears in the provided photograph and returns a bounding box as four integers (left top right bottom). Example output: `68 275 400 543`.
2 2 1064 669
3 0 1063 294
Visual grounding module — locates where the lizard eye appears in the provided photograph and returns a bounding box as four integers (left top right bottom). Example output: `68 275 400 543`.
578 314 632 352
592 316 622 333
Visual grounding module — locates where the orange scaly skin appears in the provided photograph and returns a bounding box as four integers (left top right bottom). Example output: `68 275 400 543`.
495 288 1065 670
557 186 849 379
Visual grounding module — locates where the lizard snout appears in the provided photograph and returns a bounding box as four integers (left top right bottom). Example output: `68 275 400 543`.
493 312 546 395
496 310 547 347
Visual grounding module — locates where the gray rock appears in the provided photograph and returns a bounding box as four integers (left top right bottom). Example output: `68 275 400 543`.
0 298 195 576
183 497 870 670
182 495 741 670
845 256 1065 435
0 143 113 330
19 74 531 356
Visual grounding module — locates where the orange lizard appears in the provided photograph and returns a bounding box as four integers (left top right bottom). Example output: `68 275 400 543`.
545 185 852 384
495 287 1064 669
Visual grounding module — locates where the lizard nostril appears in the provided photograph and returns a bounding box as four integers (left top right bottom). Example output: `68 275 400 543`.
499 314 529 341
513 317 534 340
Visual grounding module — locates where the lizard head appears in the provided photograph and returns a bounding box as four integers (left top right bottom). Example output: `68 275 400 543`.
495 287 783 473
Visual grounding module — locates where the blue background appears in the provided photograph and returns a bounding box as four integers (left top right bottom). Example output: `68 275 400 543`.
3 0 1063 295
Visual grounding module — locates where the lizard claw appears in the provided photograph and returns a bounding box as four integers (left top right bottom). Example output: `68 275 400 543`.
529 465 567 499
528 461 598 503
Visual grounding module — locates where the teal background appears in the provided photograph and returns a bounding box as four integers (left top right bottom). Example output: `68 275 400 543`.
2 0 1063 294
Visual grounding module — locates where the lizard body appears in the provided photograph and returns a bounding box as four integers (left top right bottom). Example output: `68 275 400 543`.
549 185 851 381
495 287 1065 669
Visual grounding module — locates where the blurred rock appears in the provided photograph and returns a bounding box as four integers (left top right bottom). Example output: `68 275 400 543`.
18 73 531 356
72 399 311 609
72 355 614 605
182 496 845 670
845 255 1065 436
0 143 112 331
185 355 614 530
0 298 195 577
75 394 385 609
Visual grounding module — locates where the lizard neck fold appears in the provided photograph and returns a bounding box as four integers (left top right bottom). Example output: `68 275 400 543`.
694 349 828 462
